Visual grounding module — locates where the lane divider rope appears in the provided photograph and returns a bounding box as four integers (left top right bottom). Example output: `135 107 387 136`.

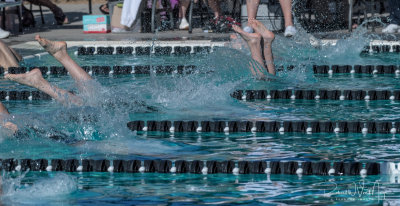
127 120 400 134
2 89 398 101
0 90 51 101
2 158 395 176
363 44 400 53
13 64 400 76
76 45 219 55
1 65 197 75
313 65 400 74
232 89 400 101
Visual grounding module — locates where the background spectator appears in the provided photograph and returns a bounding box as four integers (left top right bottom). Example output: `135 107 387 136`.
120 0 142 31
24 0 69 26
178 0 191 30
179 0 239 32
244 0 296 37
179 0 225 30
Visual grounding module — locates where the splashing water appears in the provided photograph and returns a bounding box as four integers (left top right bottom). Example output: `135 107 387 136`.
1 15 396 159
1 172 77 205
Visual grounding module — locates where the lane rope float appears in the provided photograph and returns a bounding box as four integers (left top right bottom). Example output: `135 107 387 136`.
76 45 221 55
127 120 400 134
1 65 197 75
313 65 400 74
1 158 394 177
232 89 400 101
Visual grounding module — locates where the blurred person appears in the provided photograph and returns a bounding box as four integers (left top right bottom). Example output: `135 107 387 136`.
244 0 296 37
208 0 221 18
120 0 142 31
23 0 69 26
382 0 400 33
178 0 192 30
179 0 239 32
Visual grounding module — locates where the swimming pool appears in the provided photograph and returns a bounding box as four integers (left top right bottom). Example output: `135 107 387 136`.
1 30 400 205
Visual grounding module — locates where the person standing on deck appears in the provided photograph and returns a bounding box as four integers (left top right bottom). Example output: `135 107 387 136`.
244 0 296 37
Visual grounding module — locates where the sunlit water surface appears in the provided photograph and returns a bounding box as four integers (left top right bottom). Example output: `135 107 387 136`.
0 26 400 205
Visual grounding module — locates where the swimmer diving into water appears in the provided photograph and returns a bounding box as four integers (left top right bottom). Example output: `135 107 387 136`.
0 35 94 133
0 20 277 133
232 19 276 77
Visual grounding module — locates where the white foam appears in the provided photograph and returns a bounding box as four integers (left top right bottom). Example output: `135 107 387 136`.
1 173 77 204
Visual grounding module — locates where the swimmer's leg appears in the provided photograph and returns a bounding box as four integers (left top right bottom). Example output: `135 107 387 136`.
249 19 276 75
232 24 267 78
0 40 20 71
9 47 23 62
246 0 260 20
0 102 18 133
35 35 92 93
0 102 10 115
5 69 82 106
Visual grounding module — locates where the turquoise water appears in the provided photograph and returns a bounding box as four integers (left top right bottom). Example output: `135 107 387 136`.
1 172 399 205
1 29 400 204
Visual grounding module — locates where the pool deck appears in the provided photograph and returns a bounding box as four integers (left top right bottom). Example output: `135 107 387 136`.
3 2 400 54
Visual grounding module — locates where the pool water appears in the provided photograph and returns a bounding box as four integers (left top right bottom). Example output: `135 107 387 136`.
1 28 400 205
2 172 399 205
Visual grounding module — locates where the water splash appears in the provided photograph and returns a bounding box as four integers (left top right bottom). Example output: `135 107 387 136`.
6 15 398 160
1 172 77 205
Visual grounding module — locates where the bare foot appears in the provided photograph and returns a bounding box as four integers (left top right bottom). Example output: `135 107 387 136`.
249 19 275 45
5 69 45 89
35 35 67 60
232 25 261 47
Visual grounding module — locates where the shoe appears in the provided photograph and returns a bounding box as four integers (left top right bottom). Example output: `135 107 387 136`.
179 18 189 30
112 28 127 33
382 24 399 33
99 4 109 15
0 28 10 39
284 25 297 37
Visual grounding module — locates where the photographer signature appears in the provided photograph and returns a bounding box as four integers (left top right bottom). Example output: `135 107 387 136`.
322 180 386 201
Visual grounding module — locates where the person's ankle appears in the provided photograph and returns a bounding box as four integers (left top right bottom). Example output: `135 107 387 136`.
264 42 273 47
